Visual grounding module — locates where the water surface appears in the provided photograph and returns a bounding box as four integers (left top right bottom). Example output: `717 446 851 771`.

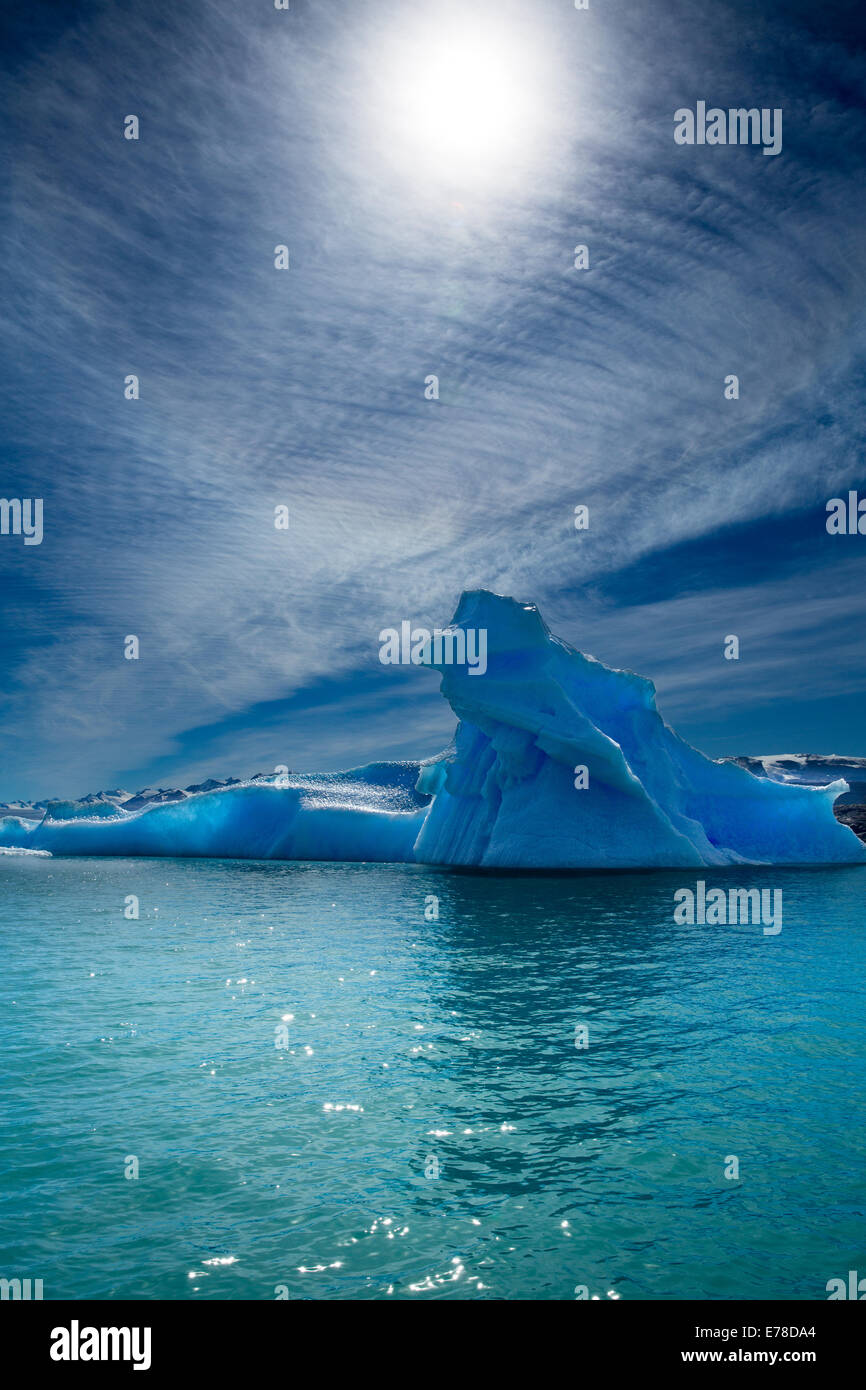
1 855 864 1300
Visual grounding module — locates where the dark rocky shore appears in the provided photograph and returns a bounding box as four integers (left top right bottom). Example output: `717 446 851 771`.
833 804 866 843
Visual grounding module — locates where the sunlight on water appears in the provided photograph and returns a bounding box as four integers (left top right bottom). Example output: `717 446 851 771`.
1 855 864 1300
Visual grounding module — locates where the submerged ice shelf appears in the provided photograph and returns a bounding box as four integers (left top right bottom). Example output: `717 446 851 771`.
2 591 864 868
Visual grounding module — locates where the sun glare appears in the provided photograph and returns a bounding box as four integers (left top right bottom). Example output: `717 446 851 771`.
374 18 545 189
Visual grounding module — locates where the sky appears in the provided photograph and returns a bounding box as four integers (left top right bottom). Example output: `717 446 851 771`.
1 0 865 802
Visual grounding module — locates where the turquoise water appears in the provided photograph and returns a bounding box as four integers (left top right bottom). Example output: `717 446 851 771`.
1 854 864 1301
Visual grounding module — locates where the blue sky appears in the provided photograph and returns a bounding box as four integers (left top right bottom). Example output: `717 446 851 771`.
1 0 865 801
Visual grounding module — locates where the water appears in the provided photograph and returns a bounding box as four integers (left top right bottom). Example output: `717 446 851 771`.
1 854 864 1301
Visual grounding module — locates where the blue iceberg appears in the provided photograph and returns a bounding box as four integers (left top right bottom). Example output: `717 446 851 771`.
1 590 863 868
0 764 427 863
412 591 865 868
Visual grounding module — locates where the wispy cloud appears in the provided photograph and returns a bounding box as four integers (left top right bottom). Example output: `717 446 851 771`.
1 0 864 798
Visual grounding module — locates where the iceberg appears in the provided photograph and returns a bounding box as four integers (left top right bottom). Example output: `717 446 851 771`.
412 591 865 868
0 765 428 863
730 753 866 802
1 590 863 868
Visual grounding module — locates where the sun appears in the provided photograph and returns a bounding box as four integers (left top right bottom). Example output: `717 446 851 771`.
398 35 523 170
372 15 546 190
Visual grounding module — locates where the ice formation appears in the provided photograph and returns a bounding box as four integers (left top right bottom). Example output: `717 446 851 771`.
412 592 866 868
1 590 864 868
0 765 426 863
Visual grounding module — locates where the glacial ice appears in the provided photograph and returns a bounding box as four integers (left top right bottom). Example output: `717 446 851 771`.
0 765 427 863
412 591 866 868
1 589 864 868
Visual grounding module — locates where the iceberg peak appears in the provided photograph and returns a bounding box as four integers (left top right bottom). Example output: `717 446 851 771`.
413 590 866 868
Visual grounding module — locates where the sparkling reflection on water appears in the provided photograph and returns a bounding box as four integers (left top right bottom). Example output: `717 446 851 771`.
1 855 864 1300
